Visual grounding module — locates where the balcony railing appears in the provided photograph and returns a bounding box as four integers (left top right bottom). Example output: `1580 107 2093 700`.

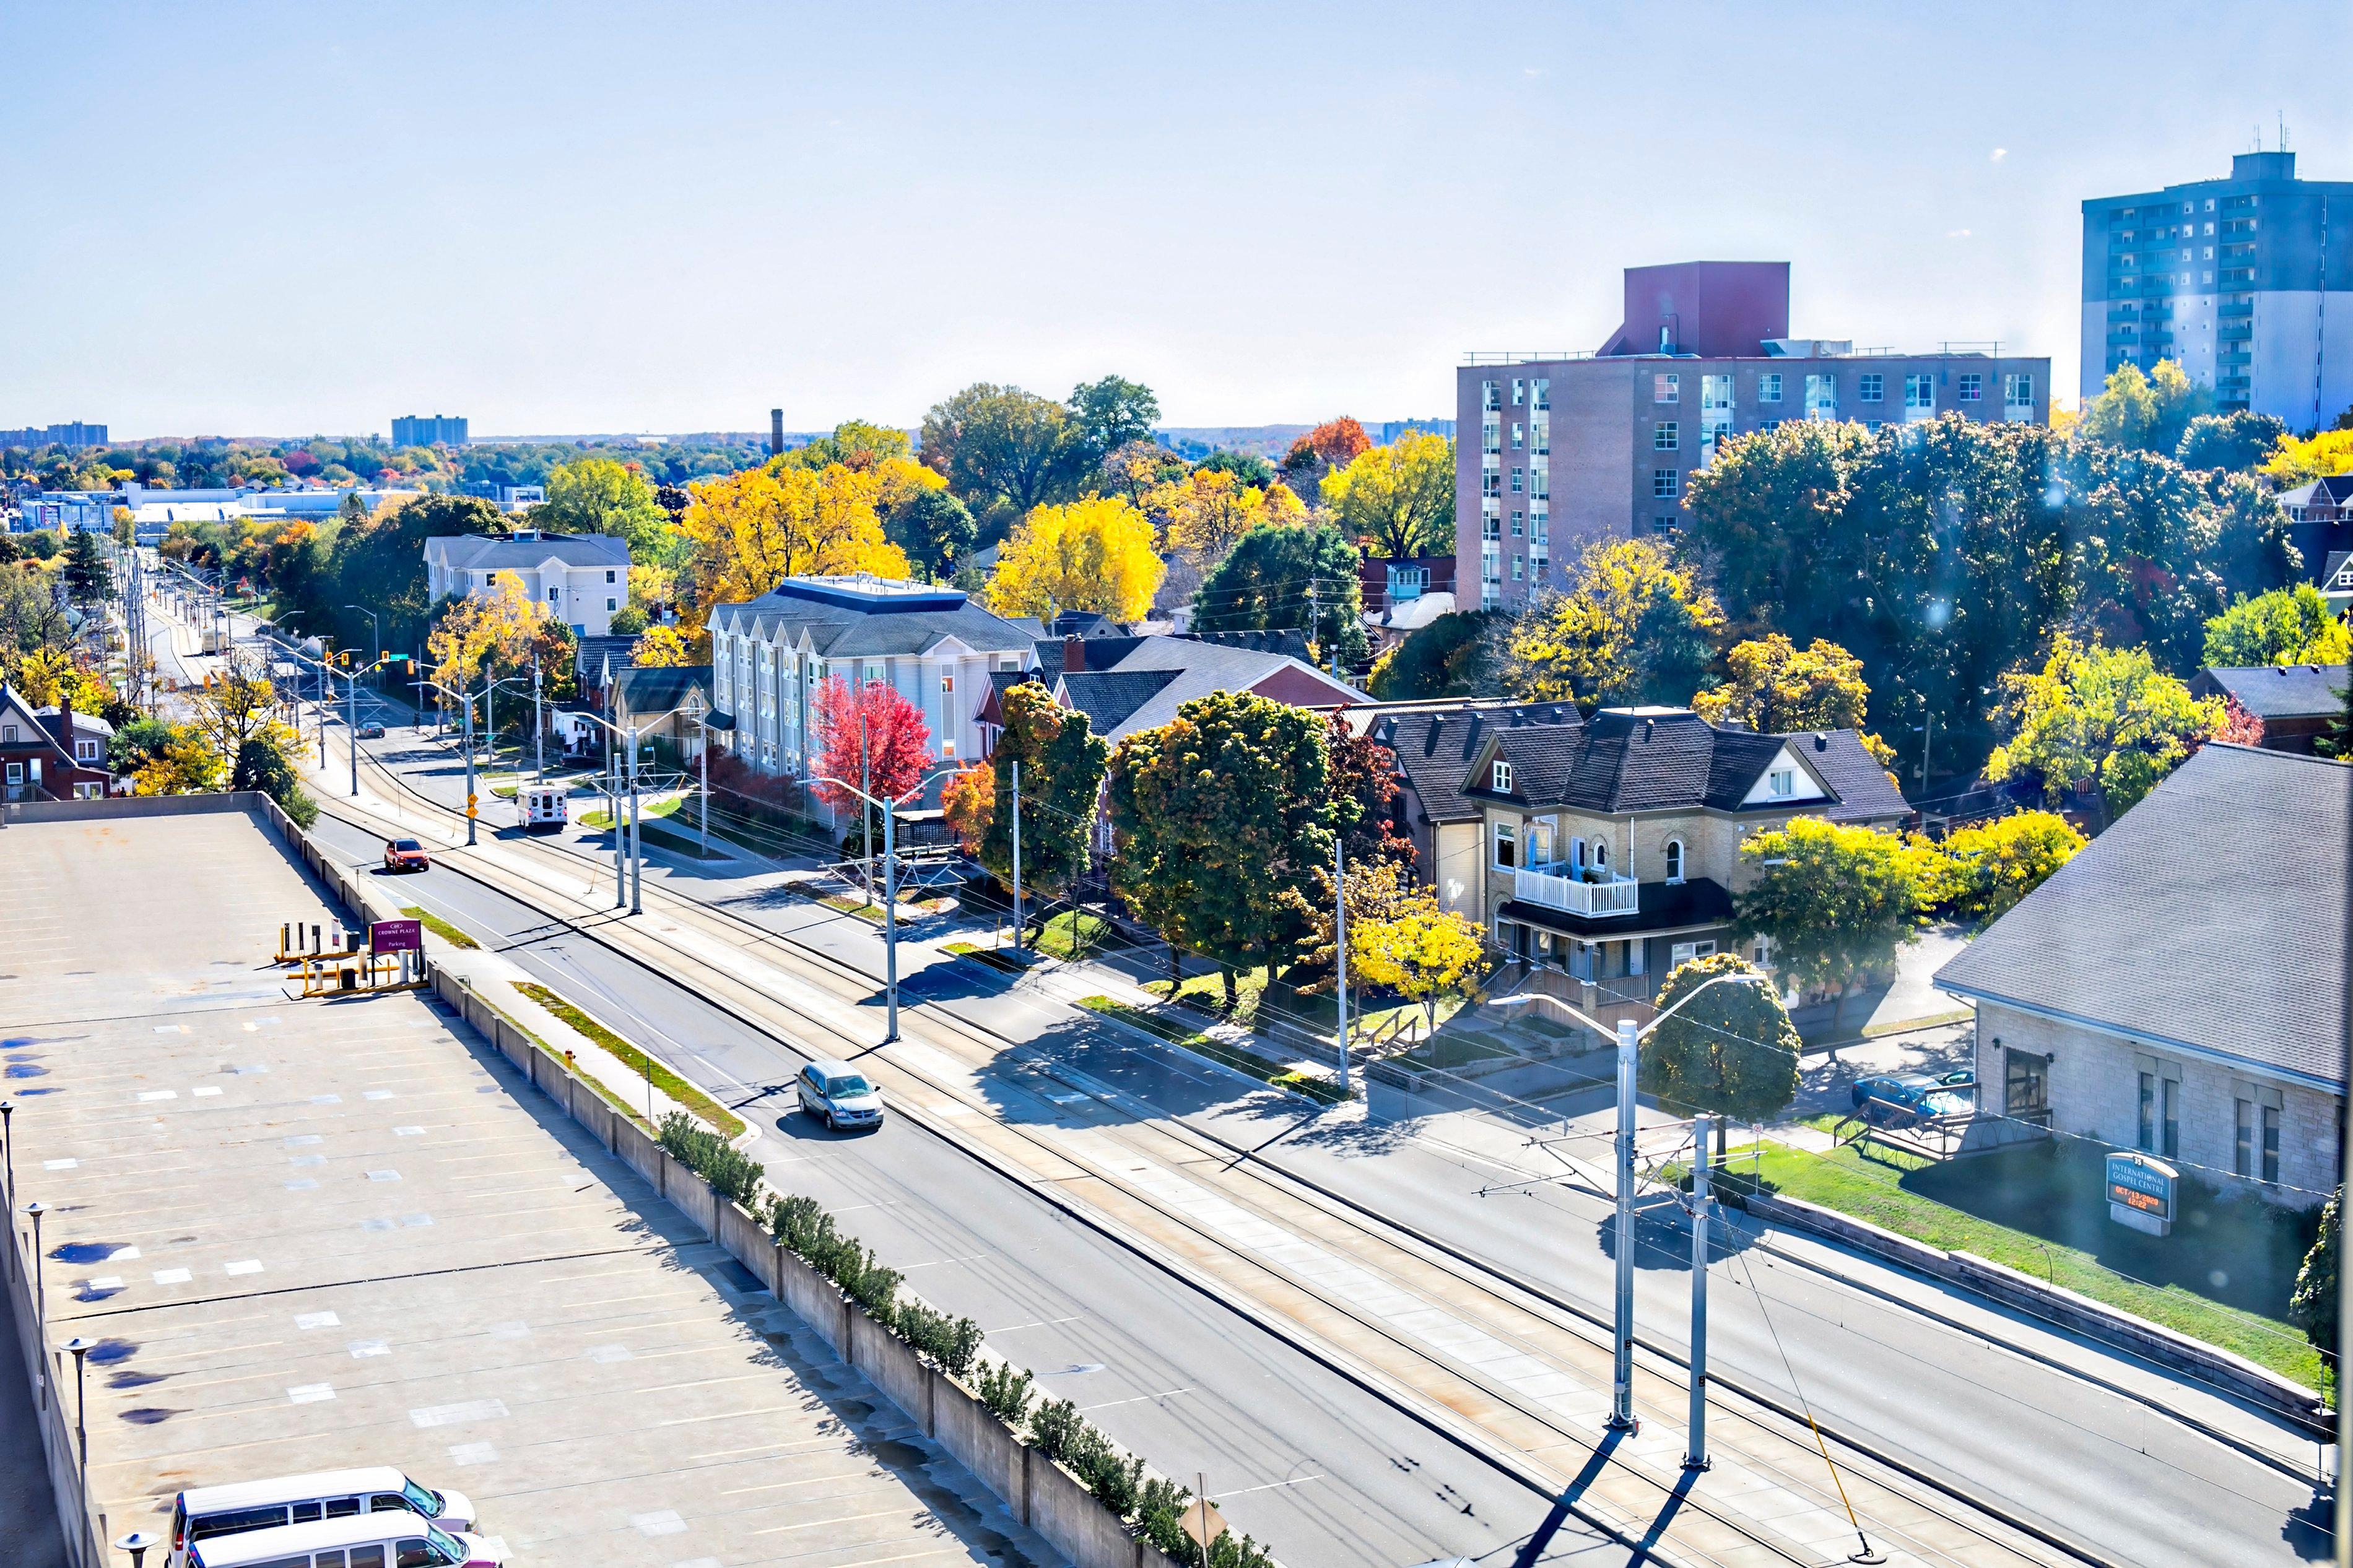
1513 866 1640 917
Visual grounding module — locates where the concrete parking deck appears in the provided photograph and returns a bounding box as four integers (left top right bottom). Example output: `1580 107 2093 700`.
0 805 1049 1568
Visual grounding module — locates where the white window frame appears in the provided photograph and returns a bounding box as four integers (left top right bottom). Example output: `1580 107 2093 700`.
1768 768 1795 797
1858 373 1884 403
1653 373 1680 404
1492 817 1517 868
1663 838 1684 884
1759 372 1783 404
1492 760 1513 794
1653 469 1680 500
1654 422 1679 451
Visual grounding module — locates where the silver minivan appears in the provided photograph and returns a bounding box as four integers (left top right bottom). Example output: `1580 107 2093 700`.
796 1058 884 1132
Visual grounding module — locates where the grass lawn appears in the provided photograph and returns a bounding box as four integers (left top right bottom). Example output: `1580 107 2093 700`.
400 906 477 950
1033 911 1117 960
513 981 745 1138
1728 1130 2323 1389
580 796 684 830
1078 995 1349 1104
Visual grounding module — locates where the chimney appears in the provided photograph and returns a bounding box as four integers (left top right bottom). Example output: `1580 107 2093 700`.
56 690 74 770
1063 634 1084 674
770 409 784 457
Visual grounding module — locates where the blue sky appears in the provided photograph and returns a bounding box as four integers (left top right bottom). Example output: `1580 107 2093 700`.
6 2 2350 438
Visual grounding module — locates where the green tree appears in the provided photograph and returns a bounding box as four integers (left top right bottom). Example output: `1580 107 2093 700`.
1367 610 1496 700
1063 375 1161 478
1194 450 1276 488
1640 953 1801 1153
232 733 317 828
1191 522 1368 666
2318 677 2353 761
2290 1189 2340 1360
1926 810 2086 923
2201 584 2353 667
2079 359 2212 455
1690 635 1887 757
537 457 671 561
887 487 977 580
2176 410 2286 472
61 529 113 605
1734 818 1929 1025
328 493 507 655
921 384 1073 520
1983 635 2222 830
1504 536 1721 709
1108 689 1332 1003
783 419 912 471
1321 430 1456 559
980 682 1111 912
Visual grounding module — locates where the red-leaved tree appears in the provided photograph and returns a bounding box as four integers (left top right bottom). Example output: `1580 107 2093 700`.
810 675 934 853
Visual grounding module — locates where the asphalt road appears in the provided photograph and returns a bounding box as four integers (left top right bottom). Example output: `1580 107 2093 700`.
303 810 1635 1568
340 727 2335 1568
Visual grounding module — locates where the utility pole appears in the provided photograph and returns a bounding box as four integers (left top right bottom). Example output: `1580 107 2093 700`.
1609 1016 1639 1433
1684 1114 1711 1471
533 655 544 779
1333 832 1350 1097
858 703 872 908
461 700 478 847
609 738 624 909
1010 760 1024 950
627 724 643 914
346 666 359 797
882 793 901 1041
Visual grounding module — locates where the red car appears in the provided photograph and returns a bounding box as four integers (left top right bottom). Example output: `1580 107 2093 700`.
383 838 430 873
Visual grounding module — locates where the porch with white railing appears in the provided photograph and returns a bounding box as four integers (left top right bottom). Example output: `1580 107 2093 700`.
1511 865 1640 917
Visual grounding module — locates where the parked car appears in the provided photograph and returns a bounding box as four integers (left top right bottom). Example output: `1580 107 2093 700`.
383 839 430 873
183 1510 500 1568
356 722 386 740
169 1468 477 1568
1849 1070 1973 1129
796 1059 884 1132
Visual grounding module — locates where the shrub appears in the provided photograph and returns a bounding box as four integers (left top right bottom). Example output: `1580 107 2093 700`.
1137 1477 1196 1557
765 1191 902 1320
897 1300 983 1379
656 1110 764 1204
976 1360 1034 1426
1027 1397 1088 1464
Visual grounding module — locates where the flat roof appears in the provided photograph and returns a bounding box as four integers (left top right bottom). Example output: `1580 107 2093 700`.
0 805 1021 1566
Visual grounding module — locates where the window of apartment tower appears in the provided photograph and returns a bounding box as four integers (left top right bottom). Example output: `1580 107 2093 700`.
1859 373 1884 402
1654 373 1679 404
1532 378 1550 410
1653 469 1679 499
1654 422 1679 451
1510 421 1523 449
1510 510 1523 537
1759 372 1783 403
1958 373 1983 401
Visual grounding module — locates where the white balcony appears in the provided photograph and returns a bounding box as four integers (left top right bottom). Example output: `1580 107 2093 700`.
1513 866 1640 918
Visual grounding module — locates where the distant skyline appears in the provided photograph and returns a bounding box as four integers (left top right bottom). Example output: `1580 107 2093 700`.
7 2 2351 439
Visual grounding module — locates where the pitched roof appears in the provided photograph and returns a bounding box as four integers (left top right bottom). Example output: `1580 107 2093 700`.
32 706 113 737
1065 635 1365 740
612 664 713 717
1934 743 2349 1091
427 532 631 571
708 581 1035 657
1059 669 1180 734
2320 550 2353 595
1469 709 1910 821
1373 703 1584 825
575 634 643 682
2194 664 2350 721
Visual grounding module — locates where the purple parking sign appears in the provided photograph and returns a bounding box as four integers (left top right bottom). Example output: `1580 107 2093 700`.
370 919 422 954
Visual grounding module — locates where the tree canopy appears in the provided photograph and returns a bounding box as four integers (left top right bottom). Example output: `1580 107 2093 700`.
2201 584 2353 668
1503 536 1721 709
1190 521 1367 667
536 456 671 562
985 495 1163 622
1925 810 2086 924
1733 819 1929 1022
1368 610 1495 701
1983 633 2222 829
678 459 909 638
1321 430 1456 560
2079 360 2212 456
979 682 1110 906
1640 953 1801 1144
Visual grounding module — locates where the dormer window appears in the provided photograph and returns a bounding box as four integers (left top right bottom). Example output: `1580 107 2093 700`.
1768 768 1795 797
1492 760 1512 793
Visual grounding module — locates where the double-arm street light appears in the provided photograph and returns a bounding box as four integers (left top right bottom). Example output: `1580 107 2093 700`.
278 639 399 798
565 696 718 914
344 604 382 666
806 763 959 1044
1492 969 1771 1458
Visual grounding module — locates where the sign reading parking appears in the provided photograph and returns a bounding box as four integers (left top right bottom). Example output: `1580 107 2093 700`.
370 919 422 955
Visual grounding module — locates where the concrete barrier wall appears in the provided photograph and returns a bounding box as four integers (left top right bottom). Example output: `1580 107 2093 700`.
1742 1190 2326 1429
855 1310 934 1434
4 790 255 824
664 1154 717 1237
616 1118 665 1191
1027 1447 1137 1568
718 1200 770 1281
934 1373 1026 1511
4 1211 107 1568
776 1244 849 1358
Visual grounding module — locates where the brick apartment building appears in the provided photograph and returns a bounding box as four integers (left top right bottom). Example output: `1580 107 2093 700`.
1453 262 2051 610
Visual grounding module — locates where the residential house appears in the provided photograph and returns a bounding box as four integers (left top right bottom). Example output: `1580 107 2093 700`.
1357 701 1584 916
423 528 634 637
0 687 114 801
988 632 1365 751
1934 744 2346 1205
2319 550 2353 615
1460 707 1908 985
705 576 1037 818
2190 664 2349 754
612 665 718 760
575 634 645 712
2279 476 2353 589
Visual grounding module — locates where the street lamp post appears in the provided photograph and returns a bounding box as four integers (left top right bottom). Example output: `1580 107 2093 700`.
415 674 528 846
1494 970 1770 1439
344 604 381 666
810 765 957 1044
64 1336 90 1472
1684 1114 1713 1472
1333 832 1350 1097
24 1200 48 1365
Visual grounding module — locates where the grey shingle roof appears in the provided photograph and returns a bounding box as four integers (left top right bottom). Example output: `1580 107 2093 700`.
1072 635 1364 740
1373 704 1584 825
708 586 1035 657
2193 664 2349 721
612 664 713 717
429 532 632 570
1469 709 1910 821
575 634 643 683
1059 670 1179 734
1934 743 2350 1090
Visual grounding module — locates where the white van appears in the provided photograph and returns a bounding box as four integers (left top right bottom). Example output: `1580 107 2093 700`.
169 1470 476 1568
183 1511 500 1568
517 784 568 834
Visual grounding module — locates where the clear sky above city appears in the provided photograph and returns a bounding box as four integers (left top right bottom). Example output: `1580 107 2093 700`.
8 1 2352 440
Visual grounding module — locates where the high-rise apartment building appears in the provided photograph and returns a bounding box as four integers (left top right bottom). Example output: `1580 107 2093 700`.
0 422 107 451
2082 150 2353 430
391 414 469 448
1455 262 2048 611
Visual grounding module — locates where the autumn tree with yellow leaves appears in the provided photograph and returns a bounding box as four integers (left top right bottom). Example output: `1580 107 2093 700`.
985 495 1164 622
427 571 545 700
678 460 910 639
1504 537 1724 709
1148 468 1307 563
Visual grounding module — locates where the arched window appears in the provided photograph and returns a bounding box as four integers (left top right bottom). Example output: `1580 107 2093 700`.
1664 839 1685 884
1591 839 1609 872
